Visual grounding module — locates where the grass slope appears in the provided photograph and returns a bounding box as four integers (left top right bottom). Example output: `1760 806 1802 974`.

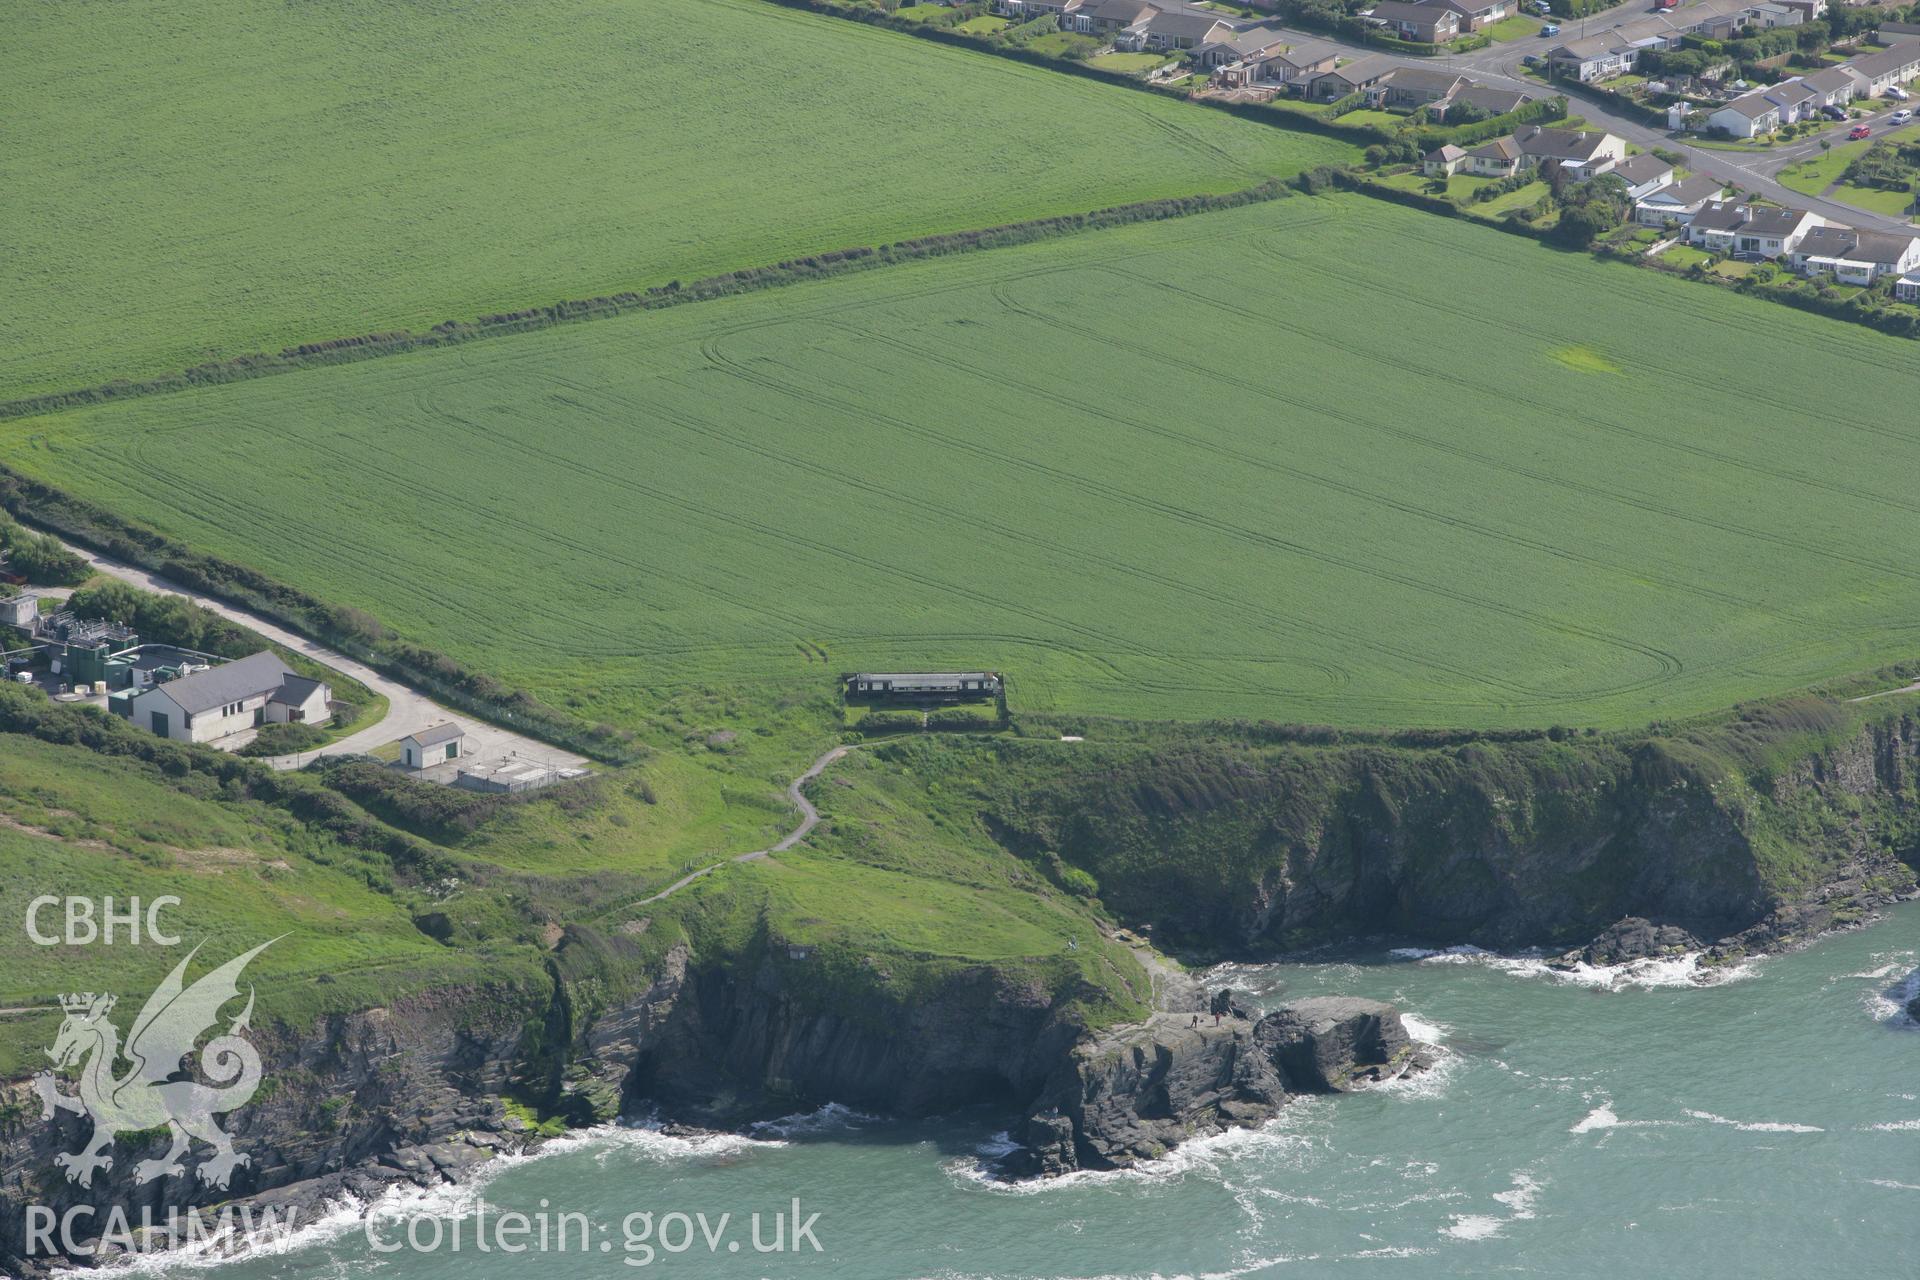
8 196 1920 729
0 0 1352 400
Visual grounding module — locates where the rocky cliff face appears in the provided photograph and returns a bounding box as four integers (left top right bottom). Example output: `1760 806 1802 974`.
1014 997 1418 1176
982 705 1920 956
7 702 1917 1270
0 981 536 1270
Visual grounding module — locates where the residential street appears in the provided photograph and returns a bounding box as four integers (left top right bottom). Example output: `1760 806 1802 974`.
1257 1 1918 232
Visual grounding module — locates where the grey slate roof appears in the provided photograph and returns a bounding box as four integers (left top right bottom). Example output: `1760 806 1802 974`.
1638 174 1725 206
148 651 296 716
1798 224 1920 265
1609 153 1673 186
1848 44 1920 80
1379 66 1469 96
1514 126 1614 161
1802 65 1866 94
1689 202 1811 236
275 674 330 706
1715 92 1779 120
1443 84 1533 114
406 722 467 748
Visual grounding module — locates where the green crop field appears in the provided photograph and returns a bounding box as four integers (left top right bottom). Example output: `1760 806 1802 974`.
7 195 1920 730
0 0 1352 401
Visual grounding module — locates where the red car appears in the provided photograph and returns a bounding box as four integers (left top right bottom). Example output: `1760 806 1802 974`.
1849 124 1872 140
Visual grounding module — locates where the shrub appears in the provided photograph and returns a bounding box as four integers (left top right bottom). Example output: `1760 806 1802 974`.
0 514 90 585
237 721 329 757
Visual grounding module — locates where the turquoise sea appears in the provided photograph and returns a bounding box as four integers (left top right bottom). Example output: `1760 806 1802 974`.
127 905 1917 1280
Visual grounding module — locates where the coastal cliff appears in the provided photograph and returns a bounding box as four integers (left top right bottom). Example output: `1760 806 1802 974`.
4 693 1918 1269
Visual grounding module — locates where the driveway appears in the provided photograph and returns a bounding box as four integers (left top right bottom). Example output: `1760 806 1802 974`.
31 538 588 774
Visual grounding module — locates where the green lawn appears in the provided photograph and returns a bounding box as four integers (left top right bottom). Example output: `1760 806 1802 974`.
1377 171 1498 200
1484 13 1542 40
1829 181 1918 218
1088 51 1169 73
1469 180 1552 216
955 13 1009 32
1657 242 1713 269
1338 108 1408 128
8 195 1920 731
0 0 1352 402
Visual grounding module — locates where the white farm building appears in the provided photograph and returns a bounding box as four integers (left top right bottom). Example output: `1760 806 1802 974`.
126 651 331 744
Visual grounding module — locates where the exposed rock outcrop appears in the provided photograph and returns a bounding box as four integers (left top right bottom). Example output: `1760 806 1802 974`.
1012 997 1417 1176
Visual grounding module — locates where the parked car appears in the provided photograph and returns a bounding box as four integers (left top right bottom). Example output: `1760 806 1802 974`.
1894 108 1915 125
1821 103 1848 121
1849 124 1872 140
1541 22 1560 35
1887 86 1911 102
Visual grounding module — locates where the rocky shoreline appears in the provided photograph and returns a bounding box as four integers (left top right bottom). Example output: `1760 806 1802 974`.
3 889 1906 1274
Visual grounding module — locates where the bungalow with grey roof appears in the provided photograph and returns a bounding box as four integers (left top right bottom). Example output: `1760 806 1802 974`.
1308 55 1397 100
1633 173 1726 225
1686 201 1822 258
1423 143 1468 176
1193 25 1288 70
1377 66 1470 108
1706 91 1780 138
1126 8 1239 50
1547 34 1639 82
1212 41 1337 87
1071 0 1155 35
1365 0 1460 42
1513 125 1626 178
1800 64 1864 106
1430 82 1535 120
1606 153 1675 199
1429 0 1512 31
1461 133 1524 177
1791 225 1920 284
1762 78 1821 124
1846 43 1920 98
1745 3 1802 28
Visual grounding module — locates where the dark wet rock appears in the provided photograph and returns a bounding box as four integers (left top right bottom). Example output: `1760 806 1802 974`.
1571 917 1701 966
1011 998 1416 1176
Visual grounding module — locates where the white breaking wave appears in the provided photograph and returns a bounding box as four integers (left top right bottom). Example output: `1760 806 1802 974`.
1866 1118 1920 1132
100 1116 796 1275
1398 944 1757 990
950 1105 1324 1195
1684 1109 1823 1134
748 1100 882 1138
1570 1103 1622 1134
1400 1011 1449 1044
1442 1170 1541 1242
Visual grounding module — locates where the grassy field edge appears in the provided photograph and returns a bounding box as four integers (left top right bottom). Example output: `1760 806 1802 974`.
0 179 1303 424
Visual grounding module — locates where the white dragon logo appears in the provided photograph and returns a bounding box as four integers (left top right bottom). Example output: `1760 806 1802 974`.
31 939 276 1190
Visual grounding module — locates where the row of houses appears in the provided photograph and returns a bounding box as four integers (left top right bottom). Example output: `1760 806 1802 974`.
1367 0 1518 42
1546 0 1831 83
1705 42 1920 137
997 0 1246 52
1423 122 1920 294
1682 203 1920 289
1211 39 1536 117
1424 124 1629 180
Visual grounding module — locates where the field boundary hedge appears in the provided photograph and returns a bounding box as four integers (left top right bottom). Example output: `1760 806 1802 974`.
2 179 1301 423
